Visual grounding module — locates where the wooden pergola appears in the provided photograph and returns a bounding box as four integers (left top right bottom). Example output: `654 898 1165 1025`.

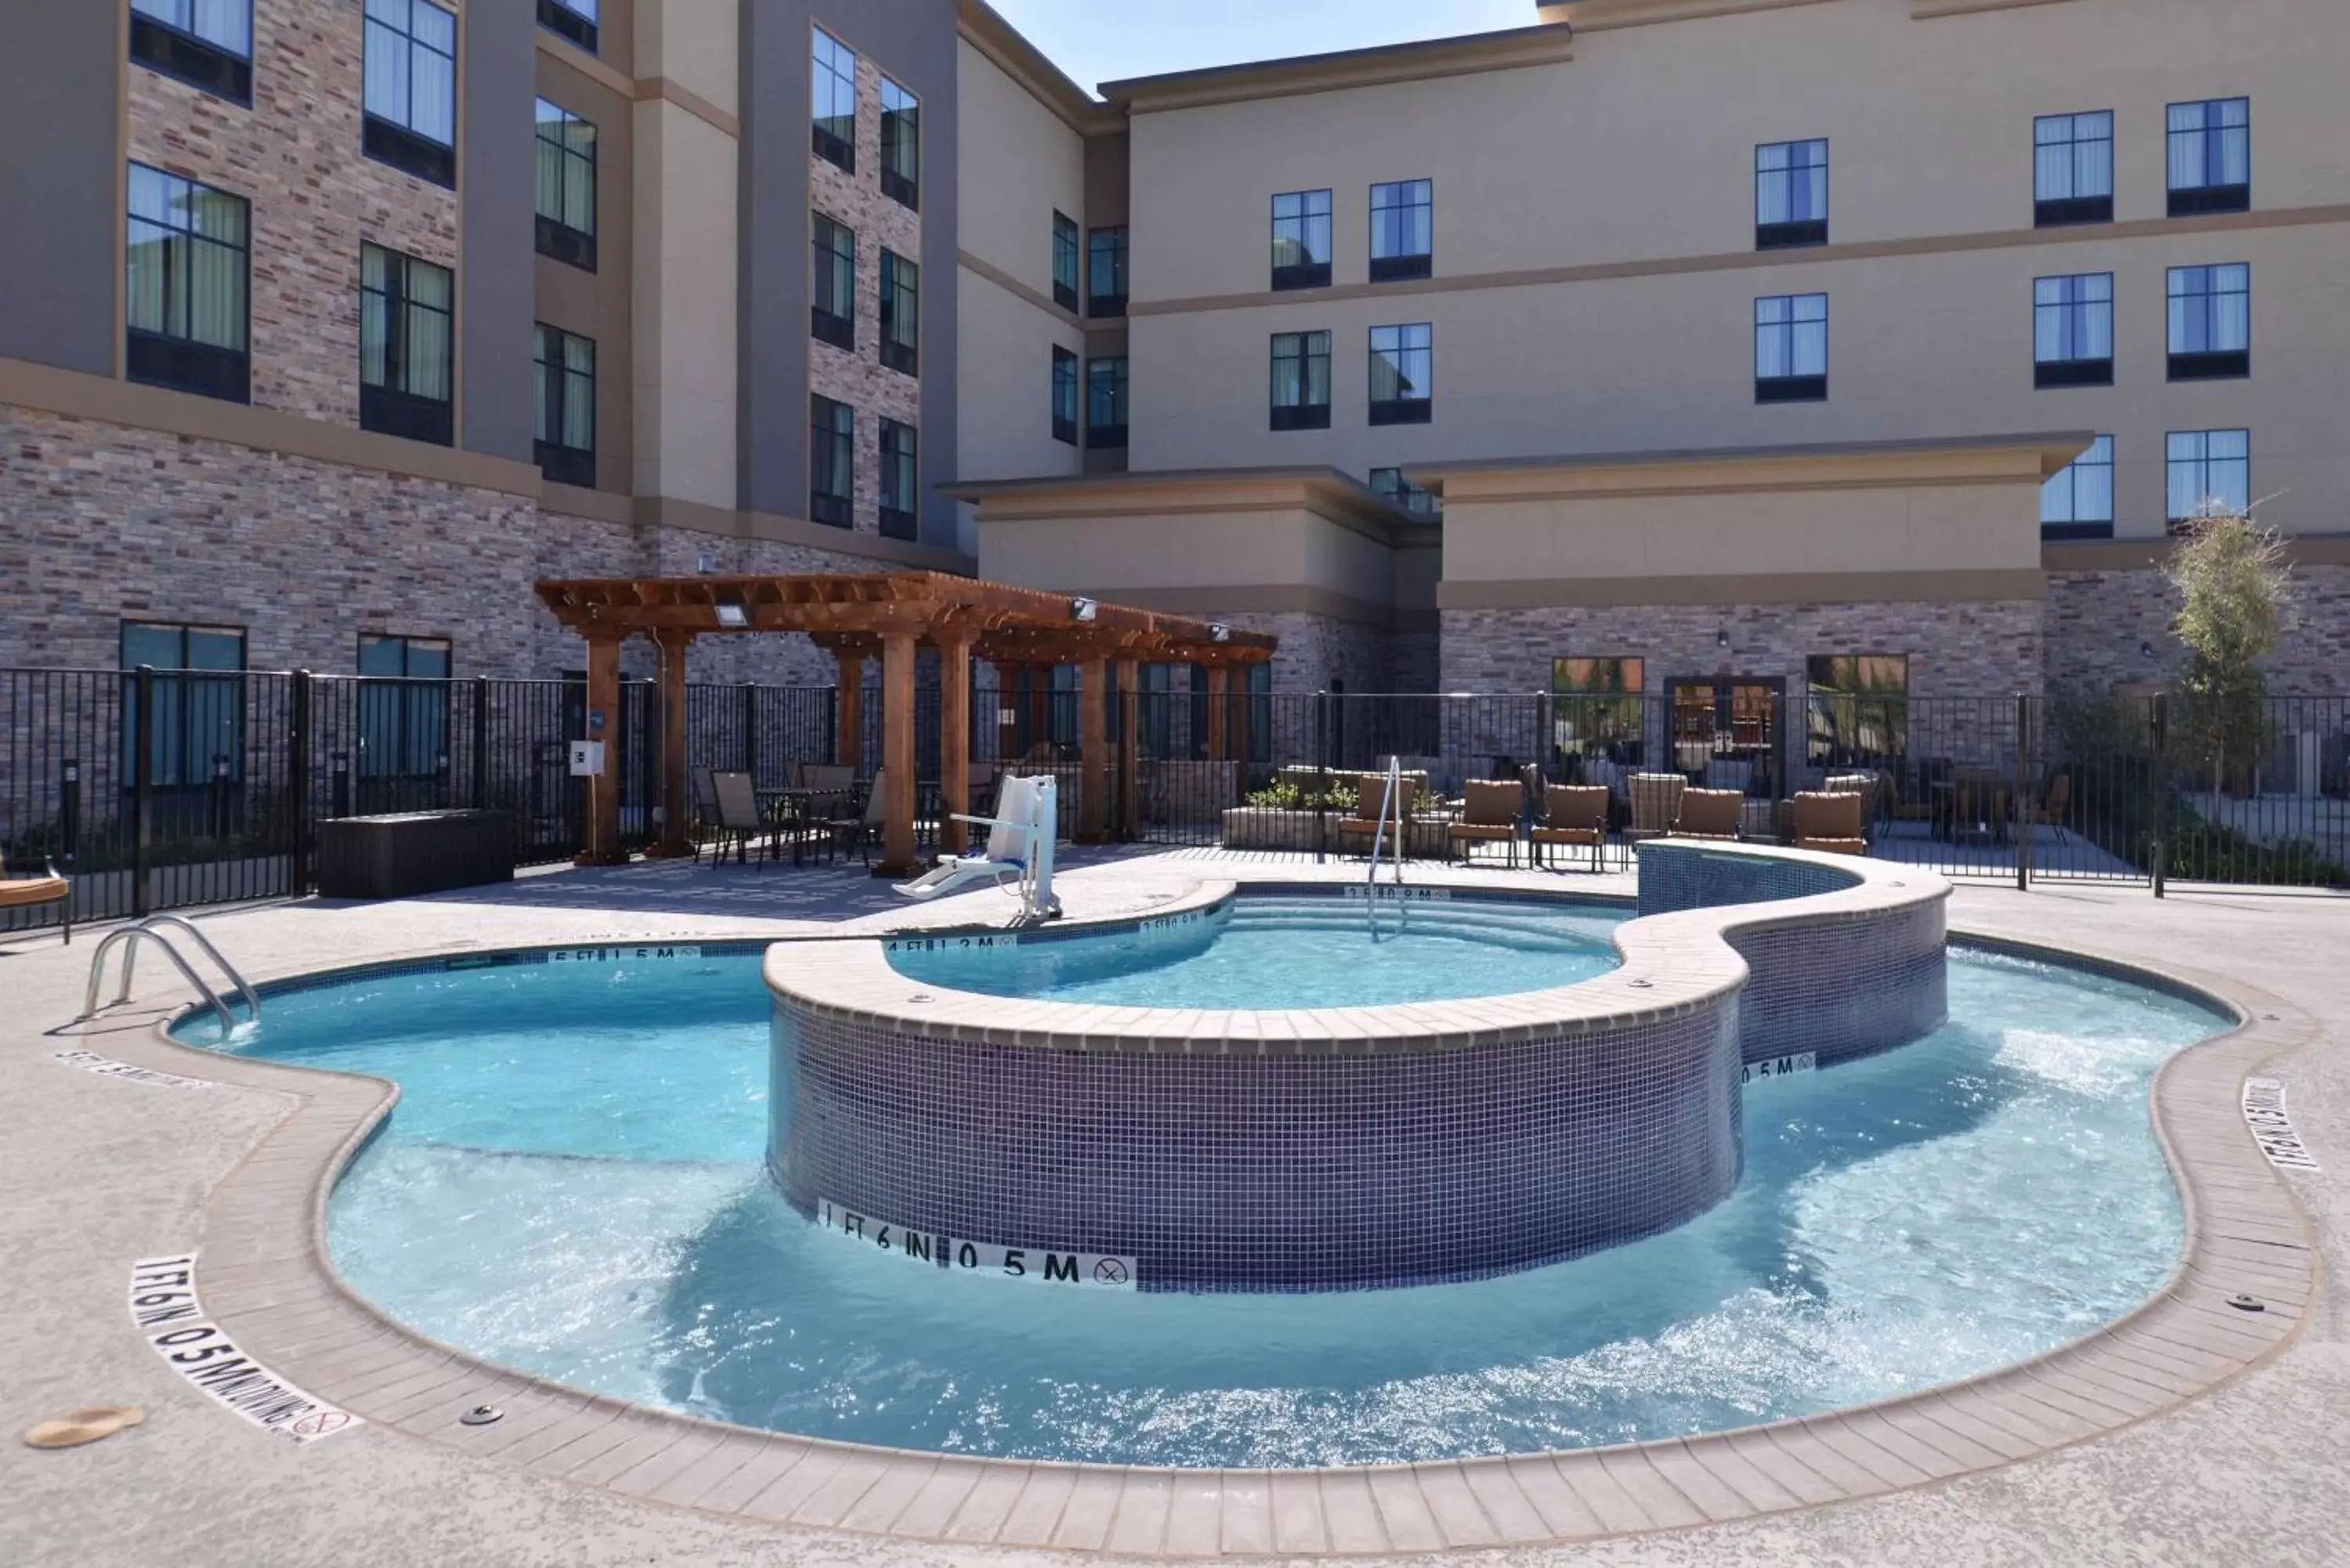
533 573 1278 876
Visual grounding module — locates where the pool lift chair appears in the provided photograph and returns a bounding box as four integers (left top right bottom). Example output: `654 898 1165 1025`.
893 774 1062 925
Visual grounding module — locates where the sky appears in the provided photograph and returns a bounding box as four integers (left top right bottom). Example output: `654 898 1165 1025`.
985 0 1539 96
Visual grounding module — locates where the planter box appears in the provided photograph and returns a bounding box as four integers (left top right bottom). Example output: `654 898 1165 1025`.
1220 807 1452 857
316 810 515 899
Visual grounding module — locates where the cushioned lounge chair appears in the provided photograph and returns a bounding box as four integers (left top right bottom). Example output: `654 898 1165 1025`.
1448 779 1524 867
1625 772 1686 841
1672 787 1744 840
1791 790 1867 855
0 854 70 943
1334 773 1417 858
1531 784 1610 873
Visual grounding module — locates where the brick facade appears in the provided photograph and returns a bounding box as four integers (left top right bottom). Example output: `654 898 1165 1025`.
2050 565 2350 698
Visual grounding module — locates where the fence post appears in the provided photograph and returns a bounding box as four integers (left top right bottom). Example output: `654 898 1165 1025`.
2151 692 2170 898
2013 692 2031 892
132 664 154 919
1314 689 1329 864
472 675 490 809
742 682 759 781
289 671 313 896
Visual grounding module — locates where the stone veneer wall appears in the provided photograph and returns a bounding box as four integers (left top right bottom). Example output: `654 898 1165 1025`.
2049 565 2350 697
1216 611 1392 695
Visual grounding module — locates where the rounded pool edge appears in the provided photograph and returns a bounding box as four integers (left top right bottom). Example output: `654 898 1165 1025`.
135 887 2319 1555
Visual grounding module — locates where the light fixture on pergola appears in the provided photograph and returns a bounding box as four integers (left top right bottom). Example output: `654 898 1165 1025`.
533 572 1277 875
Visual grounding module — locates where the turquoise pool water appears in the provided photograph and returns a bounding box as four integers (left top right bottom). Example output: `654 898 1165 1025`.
197 941 2222 1468
888 896 1629 1008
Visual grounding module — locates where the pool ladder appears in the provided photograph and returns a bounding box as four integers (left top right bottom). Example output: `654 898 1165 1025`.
82 916 261 1043
1365 755 1406 893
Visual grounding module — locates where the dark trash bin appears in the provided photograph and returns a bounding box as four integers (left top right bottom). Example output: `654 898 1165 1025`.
316 810 515 899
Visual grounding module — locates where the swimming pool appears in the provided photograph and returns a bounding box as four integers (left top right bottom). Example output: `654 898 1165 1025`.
197 937 2225 1469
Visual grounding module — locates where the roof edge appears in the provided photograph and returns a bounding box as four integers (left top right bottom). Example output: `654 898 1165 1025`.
1099 23 1574 114
1405 432 2099 487
955 0 1123 135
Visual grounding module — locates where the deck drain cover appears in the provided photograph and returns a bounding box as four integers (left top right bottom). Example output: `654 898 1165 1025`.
2227 1293 2266 1313
459 1405 505 1426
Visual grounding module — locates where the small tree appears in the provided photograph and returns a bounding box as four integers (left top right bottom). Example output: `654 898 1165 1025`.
2167 511 2294 797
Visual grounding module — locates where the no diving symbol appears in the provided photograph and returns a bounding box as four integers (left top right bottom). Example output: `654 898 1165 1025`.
1094 1259 1130 1285
291 1410 353 1440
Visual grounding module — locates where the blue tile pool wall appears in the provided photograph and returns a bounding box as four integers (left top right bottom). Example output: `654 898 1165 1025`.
767 1003 1743 1293
1636 847 1854 917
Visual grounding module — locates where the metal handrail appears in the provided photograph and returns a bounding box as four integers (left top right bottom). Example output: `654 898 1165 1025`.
1366 755 1405 891
83 916 261 1043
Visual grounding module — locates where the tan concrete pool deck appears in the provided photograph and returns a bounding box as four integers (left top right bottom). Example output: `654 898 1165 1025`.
1 852 2341 1568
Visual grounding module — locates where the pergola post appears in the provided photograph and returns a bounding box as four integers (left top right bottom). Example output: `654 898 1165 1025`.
1206 665 1231 761
648 630 695 858
1115 656 1140 840
834 648 864 772
578 630 626 866
878 631 919 876
1077 656 1109 842
938 635 973 855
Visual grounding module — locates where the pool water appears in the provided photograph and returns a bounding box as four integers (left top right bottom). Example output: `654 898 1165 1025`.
204 945 2222 1469
888 895 1629 1009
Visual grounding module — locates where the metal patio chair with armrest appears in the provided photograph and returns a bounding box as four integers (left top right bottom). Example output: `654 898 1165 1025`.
1531 784 1611 873
1625 772 1687 842
824 770 890 865
1333 773 1419 859
0 852 71 943
1672 787 1745 841
704 771 772 865
1448 779 1525 867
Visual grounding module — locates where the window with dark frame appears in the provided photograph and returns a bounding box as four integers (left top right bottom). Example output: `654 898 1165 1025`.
1271 190 1332 291
2041 435 2114 540
533 323 595 487
537 0 597 53
1052 211 1080 312
1369 180 1432 283
880 78 919 209
356 634 453 784
1087 227 1128 318
534 99 598 271
880 419 919 540
812 214 855 352
812 27 856 173
363 0 457 189
880 249 919 375
1269 331 1331 432
2167 429 2249 530
1806 656 1910 769
129 0 252 105
1051 346 1078 445
360 244 454 446
126 164 250 404
1086 357 1128 449
2167 98 2249 215
1370 467 1441 519
1369 323 1432 425
1755 139 1828 249
2034 111 2113 226
2034 273 2114 388
1551 657 1646 771
118 622 248 795
811 396 855 526
1753 294 1826 403
2167 263 2250 381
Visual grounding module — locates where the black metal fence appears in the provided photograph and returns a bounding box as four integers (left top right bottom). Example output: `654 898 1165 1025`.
5 668 2346 937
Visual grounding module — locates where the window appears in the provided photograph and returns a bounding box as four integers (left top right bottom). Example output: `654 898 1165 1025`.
533 324 595 487
129 0 252 104
1370 467 1441 520
1551 658 1645 771
1755 139 1828 249
2034 273 2114 388
880 250 918 375
356 635 452 786
2041 435 2115 540
1271 190 1332 291
880 419 918 540
2167 430 2249 529
1270 331 1331 432
1369 323 1432 425
1088 228 1128 318
534 100 598 270
360 245 454 446
2034 111 2113 226
119 622 247 793
1754 294 1827 403
810 396 854 526
2168 99 2249 215
363 0 457 188
1051 346 1078 445
812 215 855 352
880 78 920 209
812 27 856 172
1806 656 1909 768
1369 180 1432 283
2168 264 2250 381
126 164 249 403
537 0 597 53
1052 211 1080 312
1086 357 1128 449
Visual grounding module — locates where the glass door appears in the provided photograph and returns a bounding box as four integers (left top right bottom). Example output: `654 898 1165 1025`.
1665 676 1784 798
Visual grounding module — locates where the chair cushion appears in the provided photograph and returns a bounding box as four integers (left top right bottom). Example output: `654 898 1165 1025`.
1674 787 1744 837
0 876 70 907
1461 779 1520 828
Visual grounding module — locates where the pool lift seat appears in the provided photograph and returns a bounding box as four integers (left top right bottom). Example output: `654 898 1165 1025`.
893 774 1062 925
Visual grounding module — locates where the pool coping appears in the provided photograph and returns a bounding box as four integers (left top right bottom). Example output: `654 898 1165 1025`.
112 867 2318 1556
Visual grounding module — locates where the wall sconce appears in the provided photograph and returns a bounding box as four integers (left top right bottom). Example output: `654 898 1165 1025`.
1716 623 1730 649
2139 640 2155 659
696 552 717 575
1209 624 1232 644
1071 597 1099 623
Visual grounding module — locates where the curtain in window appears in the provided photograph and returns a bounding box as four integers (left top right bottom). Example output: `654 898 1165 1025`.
2168 431 2249 520
2169 100 2249 190
126 169 173 337
186 186 245 349
363 0 410 125
534 104 565 219
1756 141 1827 224
360 246 389 387
2035 274 2112 361
2042 435 2113 524
2170 265 2250 353
1370 325 1429 400
1755 296 1825 378
406 259 452 399
407 3 455 143
562 118 595 228
560 337 595 450
2034 114 2111 201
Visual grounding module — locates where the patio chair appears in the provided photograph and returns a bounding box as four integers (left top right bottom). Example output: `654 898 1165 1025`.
2026 771 2072 843
1531 784 1611 873
1672 787 1744 841
1823 771 1882 844
689 767 721 854
824 771 889 865
1333 772 1419 858
703 771 772 865
1448 779 1524 867
1625 772 1687 841
0 852 71 944
1790 790 1867 856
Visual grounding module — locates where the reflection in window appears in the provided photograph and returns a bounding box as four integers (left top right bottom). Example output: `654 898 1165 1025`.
812 27 857 172
1755 139 1828 248
2041 435 2115 540
1271 190 1332 290
357 634 452 788
1369 323 1432 425
363 0 457 187
118 622 247 794
126 164 250 403
1369 179 1432 282
1552 657 1646 773
2167 429 2249 529
880 78 920 208
1806 655 1909 768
